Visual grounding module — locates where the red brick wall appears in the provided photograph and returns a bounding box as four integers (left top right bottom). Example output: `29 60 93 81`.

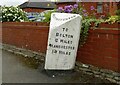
81 2 118 17
23 8 46 13
77 28 120 72
2 22 49 53
81 2 97 13
2 22 120 72
109 2 118 15
56 2 76 7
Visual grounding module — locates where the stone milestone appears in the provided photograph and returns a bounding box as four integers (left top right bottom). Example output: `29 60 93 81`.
45 13 82 70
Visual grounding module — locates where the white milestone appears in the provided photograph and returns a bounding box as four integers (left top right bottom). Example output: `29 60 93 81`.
45 13 82 70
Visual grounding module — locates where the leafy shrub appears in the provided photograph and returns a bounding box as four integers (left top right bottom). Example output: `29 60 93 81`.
105 15 120 24
0 7 2 22
116 9 120 16
42 4 105 46
2 6 29 22
42 10 56 23
57 3 96 19
80 18 104 46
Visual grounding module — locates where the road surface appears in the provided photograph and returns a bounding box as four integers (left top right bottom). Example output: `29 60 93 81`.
2 50 111 83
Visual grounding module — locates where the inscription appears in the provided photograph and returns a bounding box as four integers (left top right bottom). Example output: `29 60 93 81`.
54 38 72 44
45 13 81 70
49 27 75 55
56 33 73 38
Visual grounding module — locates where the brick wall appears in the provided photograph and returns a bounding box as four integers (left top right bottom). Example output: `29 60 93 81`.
77 28 120 72
81 2 118 17
2 22 120 72
2 22 49 53
23 8 46 13
56 2 76 7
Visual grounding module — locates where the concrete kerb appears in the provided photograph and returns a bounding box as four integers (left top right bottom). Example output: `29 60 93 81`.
1 44 120 84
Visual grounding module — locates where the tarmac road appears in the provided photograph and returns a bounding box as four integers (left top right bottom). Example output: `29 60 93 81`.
2 50 111 84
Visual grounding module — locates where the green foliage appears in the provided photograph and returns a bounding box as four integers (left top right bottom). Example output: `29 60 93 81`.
115 9 120 16
80 18 104 46
42 7 104 46
0 6 2 22
2 6 29 22
105 15 120 24
42 10 56 23
42 3 118 47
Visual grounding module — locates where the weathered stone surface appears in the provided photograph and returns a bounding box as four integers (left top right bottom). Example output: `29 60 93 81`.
15 47 23 52
100 69 113 75
74 66 79 72
14 52 25 56
7 50 14 53
75 62 83 67
105 78 117 83
101 73 107 77
40 58 45 61
105 74 114 78
95 75 100 78
82 64 89 68
13 48 22 53
85 72 93 75
45 13 82 70
114 77 120 81
93 71 101 75
32 51 41 56
117 81 120 84
20 50 33 57
7 46 16 51
79 67 92 73
3 45 10 50
112 72 120 77
89 65 100 72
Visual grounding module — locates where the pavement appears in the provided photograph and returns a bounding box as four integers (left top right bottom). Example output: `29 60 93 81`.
2 49 112 83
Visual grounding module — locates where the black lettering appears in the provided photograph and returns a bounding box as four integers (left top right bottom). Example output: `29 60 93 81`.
60 39 63 43
65 34 67 37
49 44 53 47
60 33 62 37
52 49 57 54
66 28 68 32
71 35 73 38
65 52 68 55
55 39 58 42
62 28 65 31
58 50 71 55
68 52 71 55
55 45 58 48
62 28 68 32
63 34 65 37
70 41 72 44
56 33 59 36
73 47 75 50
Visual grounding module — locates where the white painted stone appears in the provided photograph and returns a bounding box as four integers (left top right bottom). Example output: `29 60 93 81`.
45 13 82 70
